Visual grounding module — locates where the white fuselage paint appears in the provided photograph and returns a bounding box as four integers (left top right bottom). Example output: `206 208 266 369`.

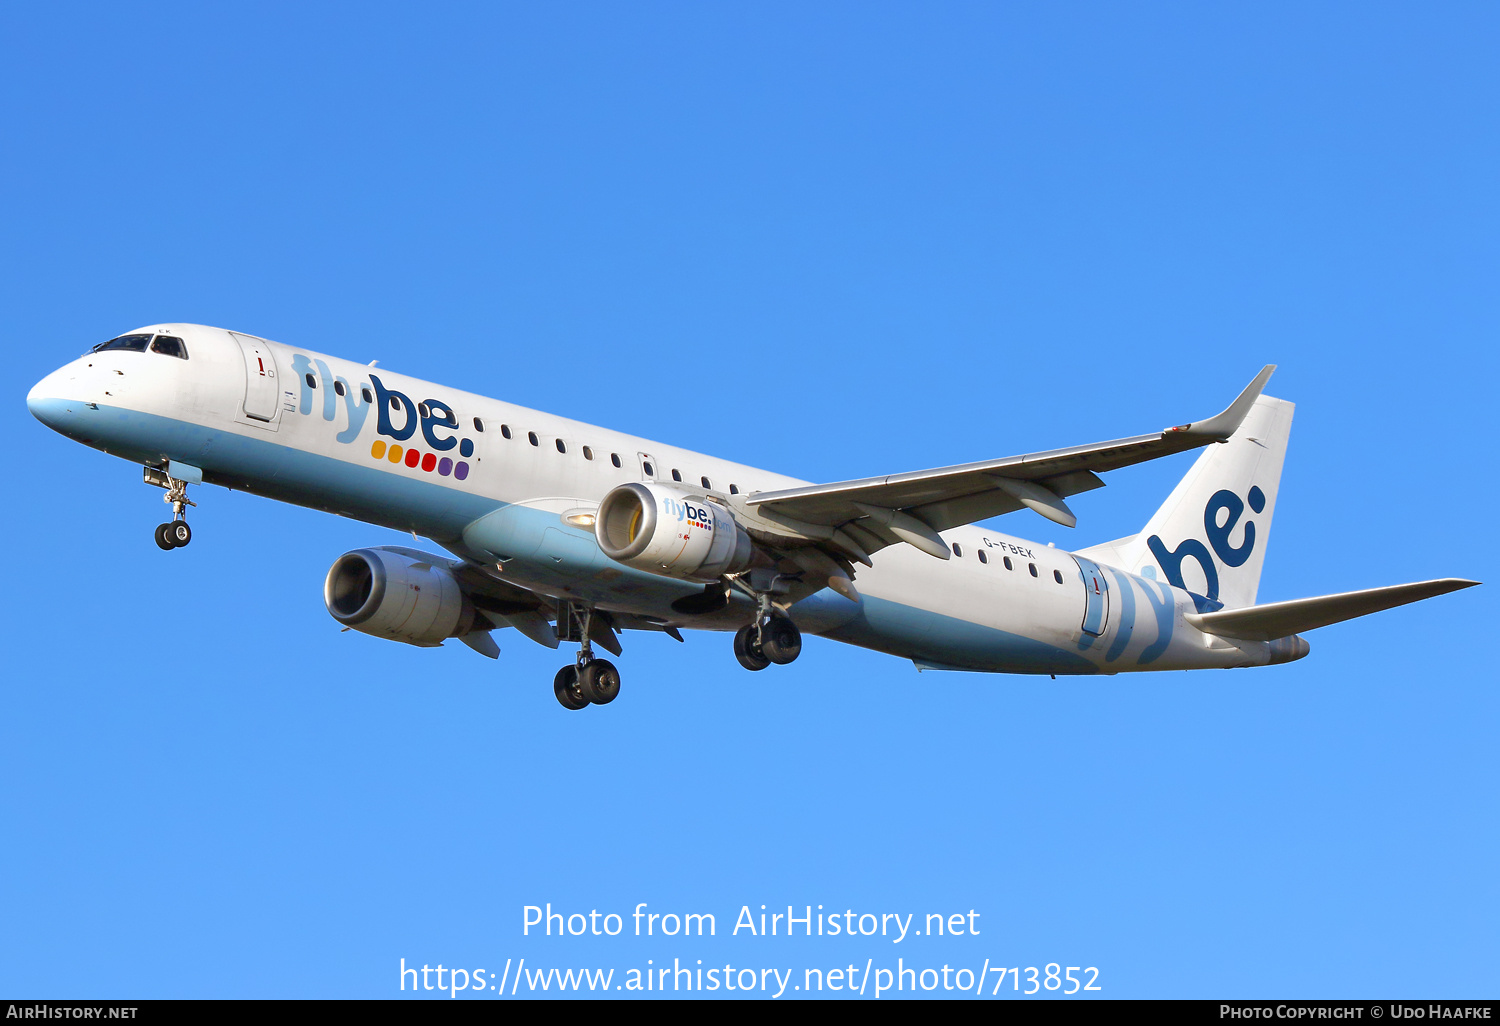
28 324 1283 675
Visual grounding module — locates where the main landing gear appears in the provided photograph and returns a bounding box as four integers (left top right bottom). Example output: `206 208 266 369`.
730 577 803 671
145 466 196 550
552 604 622 711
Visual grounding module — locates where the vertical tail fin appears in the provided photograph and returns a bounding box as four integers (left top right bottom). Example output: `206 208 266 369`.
1115 394 1294 610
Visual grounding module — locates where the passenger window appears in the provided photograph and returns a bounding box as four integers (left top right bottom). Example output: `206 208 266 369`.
361 387 372 403
150 336 188 359
1003 557 1013 570
643 461 654 476
556 439 566 454
501 424 511 439
528 432 539 447
671 469 682 482
978 550 987 564
334 381 346 396
418 402 430 418
90 334 152 354
611 453 622 468
473 417 485 432
305 373 317 389
390 397 400 410
730 484 739 495
1029 563 1038 577
583 446 594 460
701 476 712 489
952 543 962 557
1054 569 1064 584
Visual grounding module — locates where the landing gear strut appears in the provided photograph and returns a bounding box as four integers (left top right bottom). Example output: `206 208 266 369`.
729 572 803 671
552 603 622 711
145 466 196 550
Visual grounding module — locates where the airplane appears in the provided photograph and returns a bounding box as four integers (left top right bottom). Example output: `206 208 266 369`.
27 324 1478 710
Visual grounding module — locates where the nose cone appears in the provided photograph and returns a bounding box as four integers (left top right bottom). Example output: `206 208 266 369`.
27 367 84 434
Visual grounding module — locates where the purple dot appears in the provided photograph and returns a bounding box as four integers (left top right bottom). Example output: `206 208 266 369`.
454 461 469 481
438 457 452 476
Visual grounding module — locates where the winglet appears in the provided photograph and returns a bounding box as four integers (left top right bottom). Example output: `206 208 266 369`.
1163 365 1276 442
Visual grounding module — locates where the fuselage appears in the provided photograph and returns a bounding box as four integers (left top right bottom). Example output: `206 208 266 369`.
27 323 1296 675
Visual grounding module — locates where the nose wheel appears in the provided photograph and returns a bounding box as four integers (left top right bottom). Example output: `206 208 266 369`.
154 521 192 550
145 466 197 551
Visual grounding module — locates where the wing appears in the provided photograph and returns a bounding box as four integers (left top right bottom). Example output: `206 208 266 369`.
742 366 1275 561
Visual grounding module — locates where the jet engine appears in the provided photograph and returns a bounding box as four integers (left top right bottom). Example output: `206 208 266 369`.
595 482 753 582
323 547 475 646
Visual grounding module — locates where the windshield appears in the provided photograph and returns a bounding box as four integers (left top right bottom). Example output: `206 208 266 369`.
90 334 153 354
150 335 188 359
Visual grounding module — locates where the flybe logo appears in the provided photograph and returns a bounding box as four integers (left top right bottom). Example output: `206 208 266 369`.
664 498 713 529
289 354 475 481
1145 486 1265 602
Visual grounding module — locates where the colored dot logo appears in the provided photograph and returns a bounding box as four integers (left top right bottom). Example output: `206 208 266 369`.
369 439 469 479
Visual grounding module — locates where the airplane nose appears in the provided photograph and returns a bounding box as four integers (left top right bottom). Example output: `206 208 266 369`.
27 368 80 432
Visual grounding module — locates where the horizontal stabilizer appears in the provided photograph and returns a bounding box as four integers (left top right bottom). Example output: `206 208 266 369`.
1186 578 1479 641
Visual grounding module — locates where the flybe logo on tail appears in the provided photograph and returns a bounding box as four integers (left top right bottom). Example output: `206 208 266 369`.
1145 486 1265 602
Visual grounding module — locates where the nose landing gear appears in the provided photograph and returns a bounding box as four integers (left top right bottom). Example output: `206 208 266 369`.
145 466 196 550
154 520 192 550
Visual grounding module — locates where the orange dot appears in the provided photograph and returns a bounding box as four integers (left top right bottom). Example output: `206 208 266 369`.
370 440 387 460
388 445 403 463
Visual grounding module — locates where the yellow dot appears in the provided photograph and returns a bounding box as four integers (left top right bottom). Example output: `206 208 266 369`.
370 440 386 459
388 445 403 463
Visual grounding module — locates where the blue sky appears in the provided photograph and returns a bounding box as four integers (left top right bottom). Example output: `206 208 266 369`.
2 2 1496 999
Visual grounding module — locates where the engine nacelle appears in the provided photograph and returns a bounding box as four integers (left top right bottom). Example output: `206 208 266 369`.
323 547 474 646
595 482 754 582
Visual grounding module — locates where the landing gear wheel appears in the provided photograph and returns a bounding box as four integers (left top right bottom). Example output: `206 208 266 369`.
552 665 589 710
733 625 770 671
761 615 802 665
154 523 175 550
580 659 621 705
167 521 192 548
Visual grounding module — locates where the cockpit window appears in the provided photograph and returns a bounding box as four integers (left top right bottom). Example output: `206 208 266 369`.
90 334 152 354
150 336 188 360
